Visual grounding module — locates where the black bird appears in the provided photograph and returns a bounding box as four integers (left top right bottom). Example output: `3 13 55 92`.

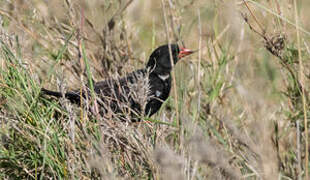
41 44 193 121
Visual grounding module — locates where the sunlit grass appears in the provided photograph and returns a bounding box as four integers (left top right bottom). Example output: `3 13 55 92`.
0 0 309 179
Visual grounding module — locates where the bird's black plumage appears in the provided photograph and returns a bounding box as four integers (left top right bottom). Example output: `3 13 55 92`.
41 44 193 121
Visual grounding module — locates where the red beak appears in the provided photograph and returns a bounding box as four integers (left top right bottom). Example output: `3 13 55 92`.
178 47 194 59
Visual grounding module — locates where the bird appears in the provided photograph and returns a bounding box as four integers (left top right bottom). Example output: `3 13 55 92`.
41 44 194 121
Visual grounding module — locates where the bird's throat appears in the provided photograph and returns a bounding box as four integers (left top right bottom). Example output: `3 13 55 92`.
157 74 170 81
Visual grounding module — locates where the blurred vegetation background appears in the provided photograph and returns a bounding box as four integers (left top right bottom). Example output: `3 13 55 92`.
0 0 309 179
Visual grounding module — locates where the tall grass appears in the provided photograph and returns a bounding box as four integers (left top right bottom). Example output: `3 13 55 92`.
0 0 309 179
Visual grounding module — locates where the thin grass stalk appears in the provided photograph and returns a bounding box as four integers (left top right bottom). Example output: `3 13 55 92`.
39 117 53 180
246 0 310 36
197 9 202 119
81 41 99 115
294 1 308 179
46 31 74 80
242 0 265 35
161 0 180 142
78 10 85 123
297 120 302 180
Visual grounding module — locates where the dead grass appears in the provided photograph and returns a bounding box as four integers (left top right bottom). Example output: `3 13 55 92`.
0 0 309 179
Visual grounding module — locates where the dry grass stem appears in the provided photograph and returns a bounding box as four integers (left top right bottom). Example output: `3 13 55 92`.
0 0 309 179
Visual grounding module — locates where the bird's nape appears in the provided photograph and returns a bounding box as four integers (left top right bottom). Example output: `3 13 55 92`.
146 44 193 74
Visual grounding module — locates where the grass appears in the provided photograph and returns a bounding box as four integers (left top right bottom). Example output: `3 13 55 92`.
0 0 310 179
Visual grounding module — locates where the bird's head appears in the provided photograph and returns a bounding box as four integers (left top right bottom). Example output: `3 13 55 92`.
146 44 193 75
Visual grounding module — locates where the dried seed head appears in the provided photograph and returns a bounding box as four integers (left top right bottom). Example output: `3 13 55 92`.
264 33 286 59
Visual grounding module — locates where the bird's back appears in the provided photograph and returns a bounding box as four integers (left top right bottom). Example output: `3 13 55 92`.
85 69 151 119
78 69 171 119
42 69 172 121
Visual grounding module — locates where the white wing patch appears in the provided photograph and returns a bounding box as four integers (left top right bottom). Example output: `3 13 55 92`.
155 90 162 97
